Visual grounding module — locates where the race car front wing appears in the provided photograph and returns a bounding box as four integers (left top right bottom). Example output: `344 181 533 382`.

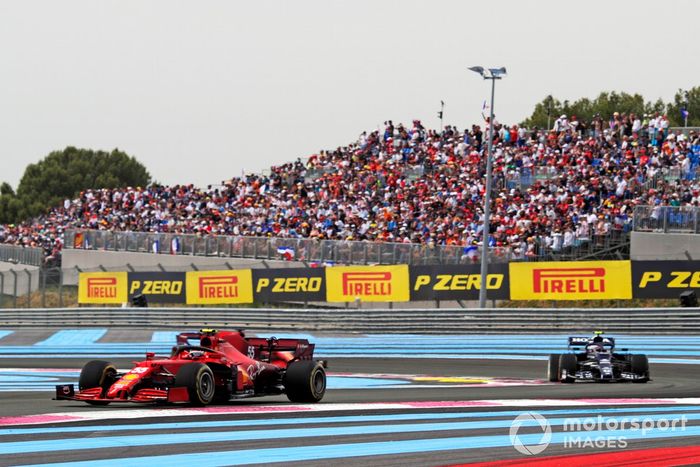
54 384 191 403
564 370 647 382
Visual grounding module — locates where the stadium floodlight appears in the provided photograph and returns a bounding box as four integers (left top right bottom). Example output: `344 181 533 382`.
469 66 507 80
469 65 507 309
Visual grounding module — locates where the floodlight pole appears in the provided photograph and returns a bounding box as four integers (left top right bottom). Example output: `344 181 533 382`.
469 66 505 309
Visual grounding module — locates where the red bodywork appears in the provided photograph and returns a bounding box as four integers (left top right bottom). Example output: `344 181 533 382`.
56 329 318 404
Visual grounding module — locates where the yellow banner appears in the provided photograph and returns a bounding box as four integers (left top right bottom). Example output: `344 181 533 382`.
186 270 254 305
325 265 410 302
78 272 128 304
509 260 632 300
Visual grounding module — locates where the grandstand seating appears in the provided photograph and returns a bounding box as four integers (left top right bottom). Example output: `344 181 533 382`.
1 112 698 265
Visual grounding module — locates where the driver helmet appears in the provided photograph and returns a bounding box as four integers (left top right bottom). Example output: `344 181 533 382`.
588 336 605 353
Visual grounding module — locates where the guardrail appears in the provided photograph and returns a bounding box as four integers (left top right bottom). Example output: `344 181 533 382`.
64 229 511 265
64 228 629 266
1 307 698 334
0 244 44 267
633 205 700 233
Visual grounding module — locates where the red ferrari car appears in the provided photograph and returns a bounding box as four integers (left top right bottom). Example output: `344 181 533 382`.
55 329 327 405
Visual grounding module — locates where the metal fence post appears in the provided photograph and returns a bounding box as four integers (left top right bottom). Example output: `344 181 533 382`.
25 269 32 308
0 272 4 308
41 268 47 308
58 269 64 308
10 270 17 308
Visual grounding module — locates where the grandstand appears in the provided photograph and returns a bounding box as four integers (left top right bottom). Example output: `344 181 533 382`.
1 114 699 267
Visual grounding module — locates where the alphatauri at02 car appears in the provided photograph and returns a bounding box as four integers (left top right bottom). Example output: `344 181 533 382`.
55 329 327 405
547 332 649 383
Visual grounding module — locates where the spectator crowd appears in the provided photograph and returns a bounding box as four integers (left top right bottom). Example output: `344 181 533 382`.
1 111 699 264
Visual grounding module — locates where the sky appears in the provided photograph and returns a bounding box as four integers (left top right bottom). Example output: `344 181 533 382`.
0 0 698 189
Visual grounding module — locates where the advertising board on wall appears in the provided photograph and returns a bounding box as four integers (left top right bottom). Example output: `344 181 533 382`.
325 265 410 302
409 264 510 301
509 261 633 301
185 270 254 305
78 272 128 305
77 259 700 305
252 268 326 302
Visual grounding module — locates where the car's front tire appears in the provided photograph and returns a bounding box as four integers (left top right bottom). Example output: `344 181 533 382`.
559 354 577 383
175 363 216 406
285 360 326 403
547 354 560 382
79 360 117 405
630 354 650 383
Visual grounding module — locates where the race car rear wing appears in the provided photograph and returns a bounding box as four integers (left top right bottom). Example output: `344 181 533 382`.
568 336 615 348
176 330 316 360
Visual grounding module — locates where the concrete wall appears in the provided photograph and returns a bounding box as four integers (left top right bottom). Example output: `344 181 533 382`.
61 249 311 285
59 250 471 309
0 262 40 296
631 232 700 260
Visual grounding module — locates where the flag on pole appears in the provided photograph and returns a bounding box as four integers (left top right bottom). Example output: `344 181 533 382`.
681 107 690 120
462 244 478 262
277 246 295 261
170 237 180 254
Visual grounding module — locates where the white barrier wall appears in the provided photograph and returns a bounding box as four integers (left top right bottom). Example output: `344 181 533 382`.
0 263 40 296
631 232 700 260
61 249 310 285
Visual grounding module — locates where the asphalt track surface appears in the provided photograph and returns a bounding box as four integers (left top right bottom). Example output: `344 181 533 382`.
3 355 700 466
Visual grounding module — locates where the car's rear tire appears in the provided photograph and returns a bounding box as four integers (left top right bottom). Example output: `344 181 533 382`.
630 354 650 383
175 363 215 406
559 354 577 383
79 360 116 405
285 360 326 403
547 354 560 382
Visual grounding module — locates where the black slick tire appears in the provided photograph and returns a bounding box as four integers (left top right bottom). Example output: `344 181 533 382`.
285 360 326 403
630 354 650 383
547 354 560 382
559 354 577 383
175 363 216 406
79 360 117 405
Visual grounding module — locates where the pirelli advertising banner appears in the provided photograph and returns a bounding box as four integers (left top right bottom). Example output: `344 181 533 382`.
410 264 510 301
325 265 410 302
82 259 700 304
78 272 128 304
252 268 326 302
186 270 254 305
632 261 700 298
128 272 186 304
509 260 633 301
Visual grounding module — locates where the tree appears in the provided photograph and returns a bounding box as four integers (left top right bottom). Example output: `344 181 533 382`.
666 87 700 127
523 91 652 129
0 147 151 223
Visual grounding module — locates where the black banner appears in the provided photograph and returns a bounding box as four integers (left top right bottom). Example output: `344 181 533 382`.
632 260 700 299
252 268 326 303
128 272 186 304
410 263 510 301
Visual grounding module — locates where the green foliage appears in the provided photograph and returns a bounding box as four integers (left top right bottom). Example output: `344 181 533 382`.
667 87 700 127
522 91 649 129
0 147 151 224
522 87 700 130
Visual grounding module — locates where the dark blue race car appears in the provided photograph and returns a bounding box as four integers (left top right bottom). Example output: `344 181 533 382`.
547 332 649 383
